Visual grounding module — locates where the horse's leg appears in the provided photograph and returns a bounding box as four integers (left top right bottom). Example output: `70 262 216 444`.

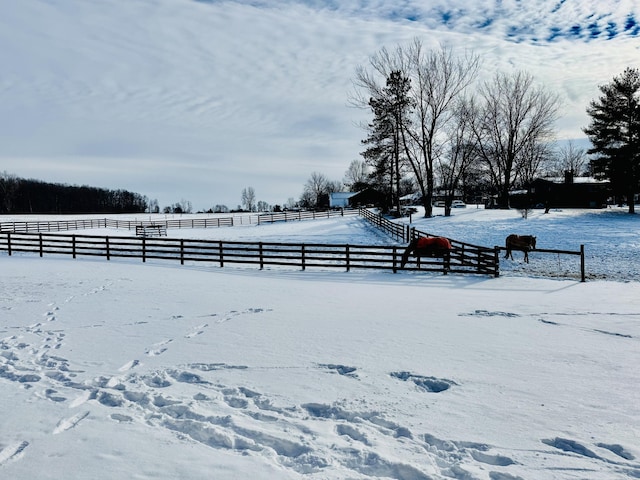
524 249 529 263
400 243 415 269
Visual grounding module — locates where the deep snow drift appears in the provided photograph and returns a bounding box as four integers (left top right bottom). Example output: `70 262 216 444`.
1 208 639 479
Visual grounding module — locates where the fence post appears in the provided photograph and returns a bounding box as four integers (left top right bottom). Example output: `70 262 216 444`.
301 244 306 271
39 233 43 257
106 237 110 261
494 247 500 277
6 232 11 256
73 235 77 259
580 244 585 282
219 241 224 267
392 246 397 273
346 245 350 272
180 239 185 265
142 236 146 263
259 242 264 270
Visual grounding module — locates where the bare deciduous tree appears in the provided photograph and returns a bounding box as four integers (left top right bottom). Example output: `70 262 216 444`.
241 187 256 212
471 71 560 208
343 159 370 191
301 172 341 209
352 40 481 217
554 140 587 176
437 98 479 216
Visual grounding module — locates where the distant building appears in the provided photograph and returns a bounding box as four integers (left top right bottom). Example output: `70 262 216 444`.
347 188 386 208
511 171 611 209
329 192 357 208
329 189 385 209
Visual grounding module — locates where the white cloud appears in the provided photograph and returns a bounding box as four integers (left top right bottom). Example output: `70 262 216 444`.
0 0 638 209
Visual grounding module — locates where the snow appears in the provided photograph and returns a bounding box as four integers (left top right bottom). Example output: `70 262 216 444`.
1 207 639 479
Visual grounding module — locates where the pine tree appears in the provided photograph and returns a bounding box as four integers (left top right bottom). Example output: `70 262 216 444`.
584 67 640 213
360 71 412 213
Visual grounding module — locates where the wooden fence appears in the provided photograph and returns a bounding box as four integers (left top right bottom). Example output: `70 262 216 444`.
360 209 499 276
0 232 496 275
359 208 409 242
2 209 588 279
496 245 586 282
0 209 359 234
0 218 107 233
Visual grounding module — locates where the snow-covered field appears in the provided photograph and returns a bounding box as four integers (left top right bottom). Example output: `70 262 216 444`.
1 207 639 479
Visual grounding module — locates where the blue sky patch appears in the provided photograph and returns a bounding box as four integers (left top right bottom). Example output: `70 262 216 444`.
625 14 640 36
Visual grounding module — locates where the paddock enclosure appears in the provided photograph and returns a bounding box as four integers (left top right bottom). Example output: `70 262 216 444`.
0 209 498 276
0 208 586 279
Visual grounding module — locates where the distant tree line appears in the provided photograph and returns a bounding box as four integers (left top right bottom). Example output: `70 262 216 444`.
0 173 148 214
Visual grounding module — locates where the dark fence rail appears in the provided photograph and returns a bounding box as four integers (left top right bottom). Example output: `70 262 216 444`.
360 209 499 277
359 208 410 242
0 232 495 275
496 245 585 282
0 209 359 233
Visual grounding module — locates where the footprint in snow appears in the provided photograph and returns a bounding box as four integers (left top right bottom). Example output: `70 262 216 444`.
459 310 520 318
390 371 457 393
53 411 90 435
0 441 29 466
145 339 172 356
317 363 358 378
118 359 140 372
185 323 208 338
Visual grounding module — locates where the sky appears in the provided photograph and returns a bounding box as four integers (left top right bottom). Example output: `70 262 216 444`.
0 0 639 210
1 208 639 479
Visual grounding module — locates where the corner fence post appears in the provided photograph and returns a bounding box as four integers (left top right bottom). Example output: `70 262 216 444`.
580 244 585 282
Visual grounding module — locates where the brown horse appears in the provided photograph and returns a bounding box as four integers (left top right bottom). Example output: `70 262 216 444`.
400 236 452 269
505 234 536 263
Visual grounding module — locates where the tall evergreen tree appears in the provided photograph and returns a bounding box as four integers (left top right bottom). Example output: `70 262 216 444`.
584 67 640 213
361 70 412 212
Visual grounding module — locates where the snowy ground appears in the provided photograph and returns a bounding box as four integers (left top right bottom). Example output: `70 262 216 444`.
1 207 639 479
